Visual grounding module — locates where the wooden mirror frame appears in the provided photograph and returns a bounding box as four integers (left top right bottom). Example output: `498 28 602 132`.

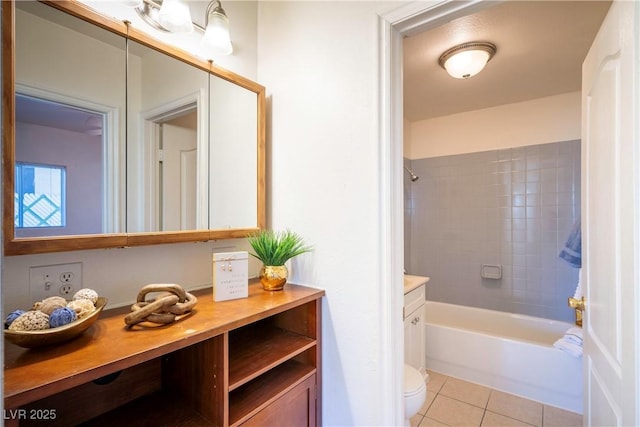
2 1 265 256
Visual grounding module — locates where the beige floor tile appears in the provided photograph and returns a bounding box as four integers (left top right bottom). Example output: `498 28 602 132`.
427 370 448 394
411 413 425 427
486 391 542 427
427 395 484 427
543 405 582 427
420 416 451 427
481 411 536 427
418 390 438 415
440 377 491 408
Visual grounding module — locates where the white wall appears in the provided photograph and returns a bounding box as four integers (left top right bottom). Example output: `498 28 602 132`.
403 117 412 158
2 239 262 311
408 92 581 159
257 1 401 424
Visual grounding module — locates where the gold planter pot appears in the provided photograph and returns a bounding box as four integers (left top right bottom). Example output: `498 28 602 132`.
259 265 288 291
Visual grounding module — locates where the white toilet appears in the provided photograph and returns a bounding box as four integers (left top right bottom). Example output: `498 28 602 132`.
404 364 428 426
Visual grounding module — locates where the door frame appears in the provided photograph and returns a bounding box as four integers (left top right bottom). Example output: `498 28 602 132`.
138 89 208 231
377 1 493 424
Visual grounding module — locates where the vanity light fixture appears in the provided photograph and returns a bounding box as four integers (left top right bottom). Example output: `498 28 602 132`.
135 0 192 33
202 0 233 56
438 42 497 79
134 0 233 56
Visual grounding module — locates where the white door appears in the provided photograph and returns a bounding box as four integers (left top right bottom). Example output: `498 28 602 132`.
159 113 197 231
582 1 639 425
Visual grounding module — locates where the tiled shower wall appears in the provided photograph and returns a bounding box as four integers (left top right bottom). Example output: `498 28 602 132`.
405 140 581 322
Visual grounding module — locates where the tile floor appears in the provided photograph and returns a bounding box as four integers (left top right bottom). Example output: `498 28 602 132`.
411 370 583 427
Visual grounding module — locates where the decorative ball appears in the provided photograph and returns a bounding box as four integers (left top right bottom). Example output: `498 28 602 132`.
67 299 95 319
5 309 25 329
73 288 99 304
8 311 50 331
33 296 67 315
49 307 77 328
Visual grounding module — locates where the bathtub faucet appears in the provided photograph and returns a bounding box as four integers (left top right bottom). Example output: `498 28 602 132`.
568 296 585 327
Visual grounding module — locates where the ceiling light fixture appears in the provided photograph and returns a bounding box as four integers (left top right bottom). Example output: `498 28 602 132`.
202 0 233 56
438 42 497 79
84 116 103 136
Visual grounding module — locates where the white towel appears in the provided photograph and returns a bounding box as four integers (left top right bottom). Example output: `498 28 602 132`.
573 269 583 299
554 326 584 357
554 338 583 358
564 327 583 345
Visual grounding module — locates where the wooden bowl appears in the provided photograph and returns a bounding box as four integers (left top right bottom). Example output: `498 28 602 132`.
4 297 107 349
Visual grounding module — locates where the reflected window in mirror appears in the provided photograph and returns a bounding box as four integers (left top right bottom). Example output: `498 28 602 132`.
15 163 65 229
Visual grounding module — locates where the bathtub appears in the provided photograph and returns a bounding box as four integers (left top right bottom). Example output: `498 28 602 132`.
424 301 583 414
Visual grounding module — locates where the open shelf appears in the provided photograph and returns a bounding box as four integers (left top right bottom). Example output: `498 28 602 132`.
229 326 316 391
78 390 211 427
229 359 316 426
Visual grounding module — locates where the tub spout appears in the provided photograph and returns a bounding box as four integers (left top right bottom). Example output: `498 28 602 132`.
568 296 585 327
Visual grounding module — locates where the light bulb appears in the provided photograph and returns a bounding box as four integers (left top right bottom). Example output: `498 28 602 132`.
202 9 233 56
443 50 491 79
158 0 193 33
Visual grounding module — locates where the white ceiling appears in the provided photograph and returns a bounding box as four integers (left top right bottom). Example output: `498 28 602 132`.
16 95 103 136
403 0 612 122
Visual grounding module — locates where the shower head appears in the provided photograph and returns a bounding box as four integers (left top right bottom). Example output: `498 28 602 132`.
404 166 419 182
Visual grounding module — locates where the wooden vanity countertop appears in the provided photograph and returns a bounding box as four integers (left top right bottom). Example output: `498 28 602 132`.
3 280 325 409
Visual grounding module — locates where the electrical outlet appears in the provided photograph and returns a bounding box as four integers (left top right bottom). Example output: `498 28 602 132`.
29 263 82 303
60 272 74 283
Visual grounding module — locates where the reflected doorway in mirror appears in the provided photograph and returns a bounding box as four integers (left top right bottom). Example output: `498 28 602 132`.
14 89 121 238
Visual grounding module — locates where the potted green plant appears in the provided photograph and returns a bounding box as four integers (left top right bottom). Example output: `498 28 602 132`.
247 229 311 291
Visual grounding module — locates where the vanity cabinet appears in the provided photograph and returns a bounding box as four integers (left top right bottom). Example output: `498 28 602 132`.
404 282 426 374
3 281 323 426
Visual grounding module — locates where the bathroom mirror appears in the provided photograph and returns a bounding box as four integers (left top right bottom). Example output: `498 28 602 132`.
3 1 265 255
126 40 210 233
209 74 259 230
